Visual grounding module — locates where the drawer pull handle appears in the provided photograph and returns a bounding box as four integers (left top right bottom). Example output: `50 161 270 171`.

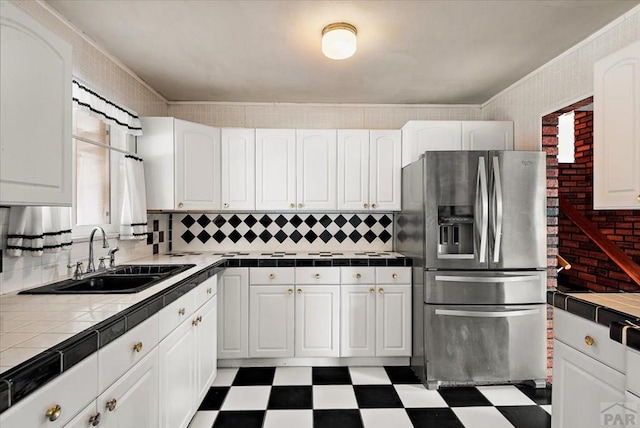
372 203 378 208
269 273 275 280
178 307 186 316
364 203 369 209
133 342 143 353
192 318 199 326
378 288 385 294
46 404 62 421
223 203 229 208
297 289 302 294
207 287 212 294
106 398 117 411
178 202 184 208
89 412 101 426
315 273 321 279
356 273 362 279
369 288 375 294
584 335 595 346
287 289 293 294
392 273 398 279
197 315 202 322
299 203 304 208
290 203 295 208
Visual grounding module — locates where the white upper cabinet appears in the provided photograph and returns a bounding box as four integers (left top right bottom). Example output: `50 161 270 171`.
461 121 514 151
338 130 401 211
137 117 221 210
401 121 462 166
338 130 370 210
594 40 640 210
255 129 297 210
296 130 337 211
221 128 255 210
370 130 401 211
0 1 72 206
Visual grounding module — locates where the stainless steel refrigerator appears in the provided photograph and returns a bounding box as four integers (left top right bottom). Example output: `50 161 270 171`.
395 150 547 390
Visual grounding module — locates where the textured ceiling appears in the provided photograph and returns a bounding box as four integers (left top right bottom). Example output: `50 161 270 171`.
47 0 639 104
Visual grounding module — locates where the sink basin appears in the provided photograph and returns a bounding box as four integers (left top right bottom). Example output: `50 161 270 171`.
20 264 195 294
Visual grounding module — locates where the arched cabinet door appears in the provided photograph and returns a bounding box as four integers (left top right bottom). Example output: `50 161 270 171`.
0 2 72 205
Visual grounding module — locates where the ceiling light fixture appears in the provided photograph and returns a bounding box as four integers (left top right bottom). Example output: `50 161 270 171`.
321 22 357 60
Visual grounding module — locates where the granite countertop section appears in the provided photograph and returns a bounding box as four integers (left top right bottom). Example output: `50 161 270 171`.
547 289 640 353
0 250 409 413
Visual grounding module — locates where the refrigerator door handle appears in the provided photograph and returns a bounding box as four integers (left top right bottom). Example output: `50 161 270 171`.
434 275 542 283
435 308 541 318
491 156 503 263
475 157 488 263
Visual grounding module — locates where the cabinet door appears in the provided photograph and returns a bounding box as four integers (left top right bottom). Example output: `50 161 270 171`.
461 121 513 151
0 2 72 205
594 40 640 209
174 119 221 210
295 285 340 357
249 285 295 358
370 130 401 211
159 318 196 428
195 296 217 406
98 349 159 428
255 129 296 210
296 130 337 210
552 340 626 428
401 121 462 166
337 130 370 210
221 128 255 210
340 284 376 357
375 284 412 357
218 269 249 359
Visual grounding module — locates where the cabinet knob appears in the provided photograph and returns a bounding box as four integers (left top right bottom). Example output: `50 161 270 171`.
356 273 361 279
223 203 229 208
269 273 275 280
314 273 321 279
89 412 101 426
197 315 202 322
378 288 385 294
290 203 295 208
207 287 212 294
372 203 378 208
297 289 302 294
392 273 398 279
178 307 186 316
106 398 117 411
46 404 62 421
132 342 143 353
178 202 184 208
637 194 640 203
287 289 293 294
584 335 595 346
364 203 369 209
298 203 304 208
192 318 200 326
369 288 375 294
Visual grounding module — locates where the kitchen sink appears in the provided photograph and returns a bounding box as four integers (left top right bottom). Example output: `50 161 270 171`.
20 264 195 294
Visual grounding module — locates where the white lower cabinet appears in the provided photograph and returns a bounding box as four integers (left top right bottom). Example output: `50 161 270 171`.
341 285 376 357
552 339 626 428
376 284 411 356
249 285 295 358
295 285 340 357
218 268 249 359
195 296 217 404
98 349 159 428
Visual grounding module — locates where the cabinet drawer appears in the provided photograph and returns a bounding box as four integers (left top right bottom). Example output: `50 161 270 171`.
376 267 411 284
341 267 375 284
554 309 626 372
249 268 295 285
160 289 197 339
98 313 159 393
0 354 98 428
628 348 640 396
195 275 218 308
296 267 340 285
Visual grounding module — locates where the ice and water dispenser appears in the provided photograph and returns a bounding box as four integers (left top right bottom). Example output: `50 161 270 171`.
437 205 474 258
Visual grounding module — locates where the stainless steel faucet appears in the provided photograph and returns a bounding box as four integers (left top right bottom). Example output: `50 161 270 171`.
87 226 109 273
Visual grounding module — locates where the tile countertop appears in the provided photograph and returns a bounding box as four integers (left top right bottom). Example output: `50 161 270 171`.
547 289 640 353
0 250 410 413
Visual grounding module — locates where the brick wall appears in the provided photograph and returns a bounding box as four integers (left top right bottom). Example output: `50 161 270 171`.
558 111 640 291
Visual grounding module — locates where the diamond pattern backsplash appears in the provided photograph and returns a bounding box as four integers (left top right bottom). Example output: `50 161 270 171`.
173 213 394 252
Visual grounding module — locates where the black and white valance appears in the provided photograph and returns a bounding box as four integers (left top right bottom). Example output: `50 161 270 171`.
7 207 72 257
72 79 143 136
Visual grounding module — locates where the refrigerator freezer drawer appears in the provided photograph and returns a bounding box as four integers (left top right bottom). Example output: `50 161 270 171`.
425 270 546 305
424 303 546 386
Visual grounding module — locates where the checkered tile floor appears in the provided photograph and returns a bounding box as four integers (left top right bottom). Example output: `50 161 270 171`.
188 366 552 428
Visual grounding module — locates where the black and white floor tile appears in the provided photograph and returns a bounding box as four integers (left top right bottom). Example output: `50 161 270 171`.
188 366 552 428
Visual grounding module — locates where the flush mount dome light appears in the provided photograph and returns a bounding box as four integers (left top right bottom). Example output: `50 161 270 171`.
322 22 357 60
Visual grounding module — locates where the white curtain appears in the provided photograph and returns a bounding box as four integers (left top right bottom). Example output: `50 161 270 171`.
7 207 72 257
72 79 142 136
119 155 148 240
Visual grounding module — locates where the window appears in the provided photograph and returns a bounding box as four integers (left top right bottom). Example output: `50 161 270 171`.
72 108 133 236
